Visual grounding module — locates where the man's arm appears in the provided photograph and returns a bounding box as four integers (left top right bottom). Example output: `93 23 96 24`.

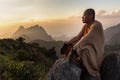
67 26 85 45
60 25 85 56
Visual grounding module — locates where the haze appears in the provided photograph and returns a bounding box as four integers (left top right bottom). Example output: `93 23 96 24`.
0 0 120 39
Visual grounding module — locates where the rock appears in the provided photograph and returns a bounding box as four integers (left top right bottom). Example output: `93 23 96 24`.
100 53 120 80
44 58 81 80
45 53 120 80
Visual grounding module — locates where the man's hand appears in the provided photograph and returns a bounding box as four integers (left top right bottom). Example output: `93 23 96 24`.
60 43 81 64
60 43 73 57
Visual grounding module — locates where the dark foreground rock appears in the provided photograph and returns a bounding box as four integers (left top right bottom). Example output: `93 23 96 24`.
100 53 120 80
44 53 120 80
44 58 81 80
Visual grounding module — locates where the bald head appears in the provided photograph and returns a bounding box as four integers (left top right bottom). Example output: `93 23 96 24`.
84 8 95 20
82 8 95 24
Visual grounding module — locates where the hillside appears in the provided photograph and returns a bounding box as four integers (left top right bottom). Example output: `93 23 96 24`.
0 38 58 80
104 24 120 45
0 36 119 80
30 40 64 57
106 32 120 45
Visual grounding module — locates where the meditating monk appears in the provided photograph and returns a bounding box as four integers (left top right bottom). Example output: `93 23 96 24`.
61 8 105 80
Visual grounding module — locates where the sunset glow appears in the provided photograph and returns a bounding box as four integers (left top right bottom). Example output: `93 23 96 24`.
0 0 120 38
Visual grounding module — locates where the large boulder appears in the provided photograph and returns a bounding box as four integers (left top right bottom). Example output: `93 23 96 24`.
44 58 81 80
100 53 120 80
44 53 120 80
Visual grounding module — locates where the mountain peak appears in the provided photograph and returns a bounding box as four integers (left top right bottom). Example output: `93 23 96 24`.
30 24 39 28
18 26 25 31
12 25 54 42
27 25 44 31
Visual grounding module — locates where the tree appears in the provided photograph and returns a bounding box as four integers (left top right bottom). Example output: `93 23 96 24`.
16 37 25 42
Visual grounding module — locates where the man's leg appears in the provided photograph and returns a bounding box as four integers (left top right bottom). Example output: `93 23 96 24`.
80 66 96 80
80 49 100 80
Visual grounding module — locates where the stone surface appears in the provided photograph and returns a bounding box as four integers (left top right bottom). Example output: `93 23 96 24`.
44 58 81 80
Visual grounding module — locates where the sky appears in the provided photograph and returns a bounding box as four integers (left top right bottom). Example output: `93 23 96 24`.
0 0 120 39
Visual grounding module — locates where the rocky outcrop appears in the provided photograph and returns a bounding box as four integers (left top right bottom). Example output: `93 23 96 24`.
100 53 120 80
44 58 81 80
44 53 120 80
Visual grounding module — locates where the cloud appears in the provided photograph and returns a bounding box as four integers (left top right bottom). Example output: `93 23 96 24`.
95 10 120 28
0 0 35 7
66 9 120 29
96 10 120 18
0 0 84 21
97 10 107 16
69 9 120 19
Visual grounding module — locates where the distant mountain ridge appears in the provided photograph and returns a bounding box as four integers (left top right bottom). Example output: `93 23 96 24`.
53 35 71 41
12 25 54 42
104 23 120 45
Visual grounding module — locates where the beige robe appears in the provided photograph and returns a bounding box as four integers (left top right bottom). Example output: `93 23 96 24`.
73 20 105 78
